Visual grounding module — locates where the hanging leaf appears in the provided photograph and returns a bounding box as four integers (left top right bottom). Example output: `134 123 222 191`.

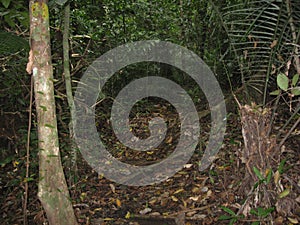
1 0 11 8
292 74 299 87
277 73 289 91
270 90 280 96
291 87 300 96
55 0 68 6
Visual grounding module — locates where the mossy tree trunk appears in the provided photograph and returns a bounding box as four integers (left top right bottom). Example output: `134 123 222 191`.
28 1 78 224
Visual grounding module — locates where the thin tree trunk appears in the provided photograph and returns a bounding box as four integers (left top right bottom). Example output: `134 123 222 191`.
28 1 78 224
63 3 78 187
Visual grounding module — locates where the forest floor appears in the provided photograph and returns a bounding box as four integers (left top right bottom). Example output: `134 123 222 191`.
0 101 300 225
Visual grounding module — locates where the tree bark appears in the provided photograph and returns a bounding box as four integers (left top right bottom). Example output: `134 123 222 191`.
63 3 78 187
28 1 78 224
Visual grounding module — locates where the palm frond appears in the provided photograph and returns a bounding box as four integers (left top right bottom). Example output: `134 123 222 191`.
213 0 300 105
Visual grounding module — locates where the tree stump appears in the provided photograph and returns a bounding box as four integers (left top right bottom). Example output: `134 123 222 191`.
239 103 279 215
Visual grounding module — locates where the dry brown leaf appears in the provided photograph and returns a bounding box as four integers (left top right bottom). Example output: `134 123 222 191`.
173 188 184 195
139 207 152 215
271 39 278 48
26 49 33 74
171 195 179 202
109 184 115 193
274 170 280 185
116 198 121 207
274 216 284 225
287 217 298 224
189 196 199 201
186 211 197 217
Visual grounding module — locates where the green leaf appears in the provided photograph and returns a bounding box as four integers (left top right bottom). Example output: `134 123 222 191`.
45 124 55 129
0 155 14 167
291 87 300 96
55 0 68 6
277 73 289 91
251 222 260 225
278 159 286 174
253 166 264 181
220 206 236 216
257 207 266 216
4 14 14 28
264 207 275 216
0 11 9 16
279 189 290 198
39 105 47 111
47 154 59 157
269 90 280 96
251 207 274 218
218 215 233 220
24 177 34 182
1 0 11 8
266 169 272 184
253 181 259 189
292 74 299 86
229 218 237 225
250 209 258 216
54 95 64 99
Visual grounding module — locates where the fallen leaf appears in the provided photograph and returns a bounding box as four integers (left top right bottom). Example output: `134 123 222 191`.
161 192 170 198
80 192 87 202
274 170 280 185
206 190 212 198
103 217 114 221
190 214 207 220
109 184 115 193
201 187 208 192
166 136 173 144
171 195 179 202
173 189 184 195
278 189 290 198
189 196 199 201
116 198 121 207
192 187 200 194
139 207 152 215
150 212 160 216
175 212 185 225
125 211 131 219
149 197 157 205
274 216 284 225
186 211 197 217
287 217 298 224
183 164 193 169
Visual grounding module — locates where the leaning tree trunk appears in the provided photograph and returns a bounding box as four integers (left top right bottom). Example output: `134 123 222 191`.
27 1 78 224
